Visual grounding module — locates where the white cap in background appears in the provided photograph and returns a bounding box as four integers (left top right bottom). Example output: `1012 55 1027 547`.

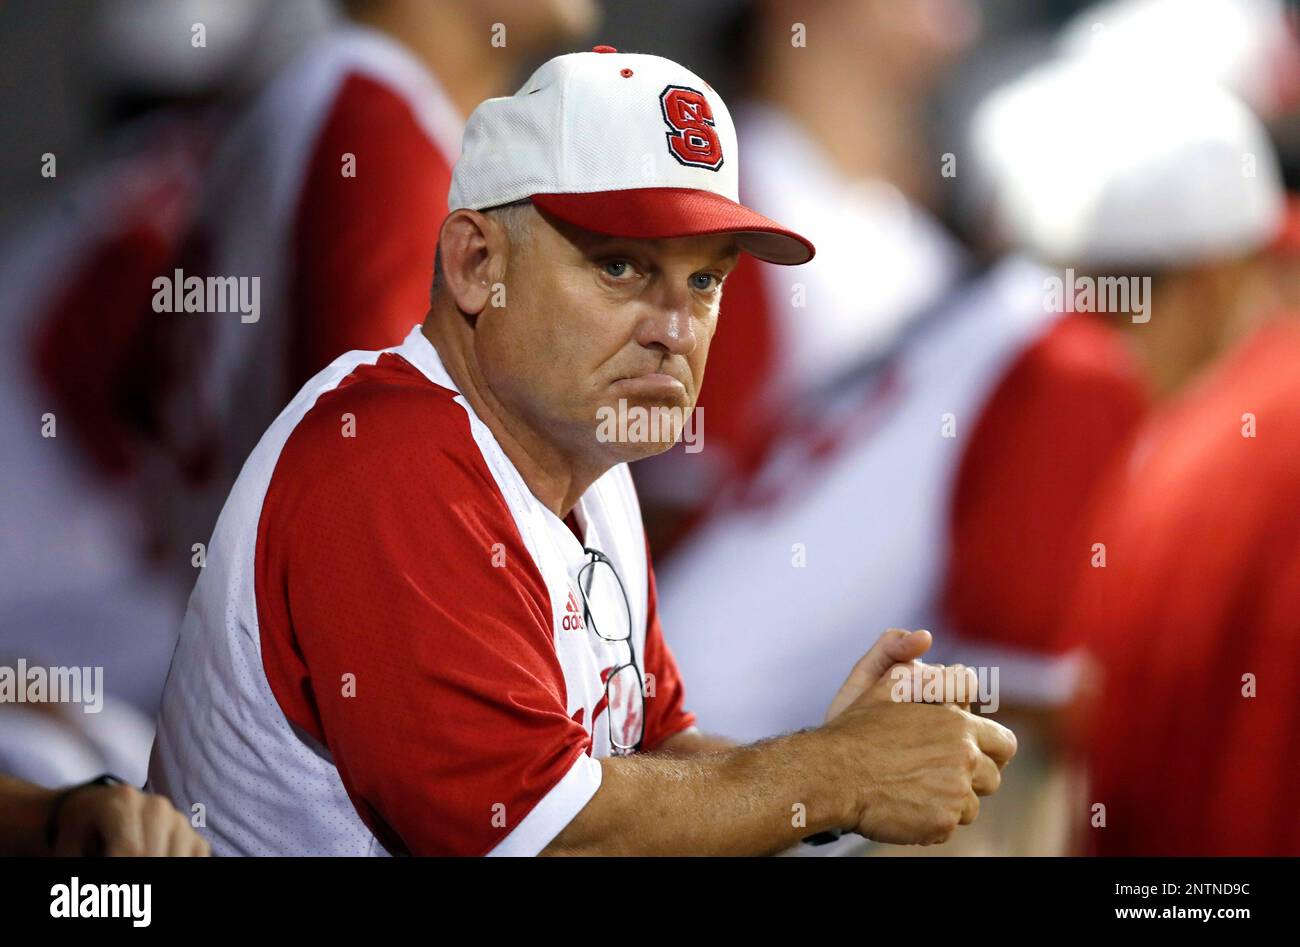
970 59 1285 267
1058 0 1300 119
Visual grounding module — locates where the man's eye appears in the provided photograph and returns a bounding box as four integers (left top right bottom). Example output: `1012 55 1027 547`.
603 260 634 279
691 273 719 291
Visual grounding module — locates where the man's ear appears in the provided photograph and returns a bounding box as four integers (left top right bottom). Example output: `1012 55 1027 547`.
437 210 509 317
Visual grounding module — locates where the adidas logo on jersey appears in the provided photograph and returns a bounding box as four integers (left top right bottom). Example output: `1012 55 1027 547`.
562 590 586 632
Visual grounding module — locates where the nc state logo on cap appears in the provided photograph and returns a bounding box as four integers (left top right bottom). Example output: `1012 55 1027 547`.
660 86 724 171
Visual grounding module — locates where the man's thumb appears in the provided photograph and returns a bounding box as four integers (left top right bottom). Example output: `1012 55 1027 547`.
881 628 931 667
825 629 932 722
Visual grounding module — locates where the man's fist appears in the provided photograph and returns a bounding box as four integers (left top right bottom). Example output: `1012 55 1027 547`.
52 781 210 857
820 629 1016 845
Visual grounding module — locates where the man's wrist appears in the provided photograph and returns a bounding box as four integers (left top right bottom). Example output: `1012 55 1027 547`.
43 773 126 854
784 727 859 837
0 780 61 856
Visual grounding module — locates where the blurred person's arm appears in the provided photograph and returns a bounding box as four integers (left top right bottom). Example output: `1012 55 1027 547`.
0 775 209 857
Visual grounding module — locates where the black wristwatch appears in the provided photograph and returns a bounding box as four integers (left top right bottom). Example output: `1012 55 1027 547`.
802 829 844 846
44 773 126 851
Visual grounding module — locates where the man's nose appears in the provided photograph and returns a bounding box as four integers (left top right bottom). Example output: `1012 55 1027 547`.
634 287 697 357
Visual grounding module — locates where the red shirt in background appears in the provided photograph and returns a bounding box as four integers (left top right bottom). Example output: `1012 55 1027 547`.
1060 318 1300 855
943 312 1149 655
289 72 451 391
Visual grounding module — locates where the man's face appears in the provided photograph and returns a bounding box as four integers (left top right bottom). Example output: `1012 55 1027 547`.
473 205 739 465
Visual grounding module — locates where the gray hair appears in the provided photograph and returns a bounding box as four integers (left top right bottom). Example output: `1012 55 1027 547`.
430 200 534 303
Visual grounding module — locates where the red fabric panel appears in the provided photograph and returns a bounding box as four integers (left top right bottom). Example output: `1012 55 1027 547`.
942 314 1148 653
289 74 452 392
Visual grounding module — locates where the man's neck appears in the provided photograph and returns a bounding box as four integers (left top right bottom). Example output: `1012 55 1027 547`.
421 311 604 518
347 4 513 120
754 55 931 203
1114 312 1225 401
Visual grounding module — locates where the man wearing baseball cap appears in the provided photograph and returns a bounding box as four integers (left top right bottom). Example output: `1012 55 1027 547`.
148 48 1015 856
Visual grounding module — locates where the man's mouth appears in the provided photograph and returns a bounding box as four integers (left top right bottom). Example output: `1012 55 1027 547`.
609 371 689 399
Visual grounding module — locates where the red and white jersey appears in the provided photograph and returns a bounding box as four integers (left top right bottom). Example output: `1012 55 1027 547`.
658 257 1147 738
1060 317 1300 855
148 327 696 856
146 23 461 563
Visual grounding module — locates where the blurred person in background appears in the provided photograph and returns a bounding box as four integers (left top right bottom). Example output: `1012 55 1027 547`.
0 0 329 789
975 57 1292 858
982 0 1300 853
127 0 598 594
1019 69 1299 854
632 0 975 552
1060 311 1300 855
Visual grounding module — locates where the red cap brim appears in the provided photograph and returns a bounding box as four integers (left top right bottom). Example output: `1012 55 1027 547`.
530 188 815 265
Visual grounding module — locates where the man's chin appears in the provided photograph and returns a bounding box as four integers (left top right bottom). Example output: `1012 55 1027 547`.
615 438 679 463
591 397 692 462
580 438 674 470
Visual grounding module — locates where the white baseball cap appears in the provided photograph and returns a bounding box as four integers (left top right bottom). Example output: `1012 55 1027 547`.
970 59 1285 267
1058 0 1300 119
448 46 815 265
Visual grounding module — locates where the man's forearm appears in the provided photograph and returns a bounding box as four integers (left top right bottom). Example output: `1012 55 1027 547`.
541 729 852 856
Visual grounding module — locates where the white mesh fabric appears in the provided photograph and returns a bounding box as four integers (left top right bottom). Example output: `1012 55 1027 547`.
449 51 740 211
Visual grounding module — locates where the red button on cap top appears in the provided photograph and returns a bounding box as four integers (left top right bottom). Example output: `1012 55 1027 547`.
592 45 617 54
